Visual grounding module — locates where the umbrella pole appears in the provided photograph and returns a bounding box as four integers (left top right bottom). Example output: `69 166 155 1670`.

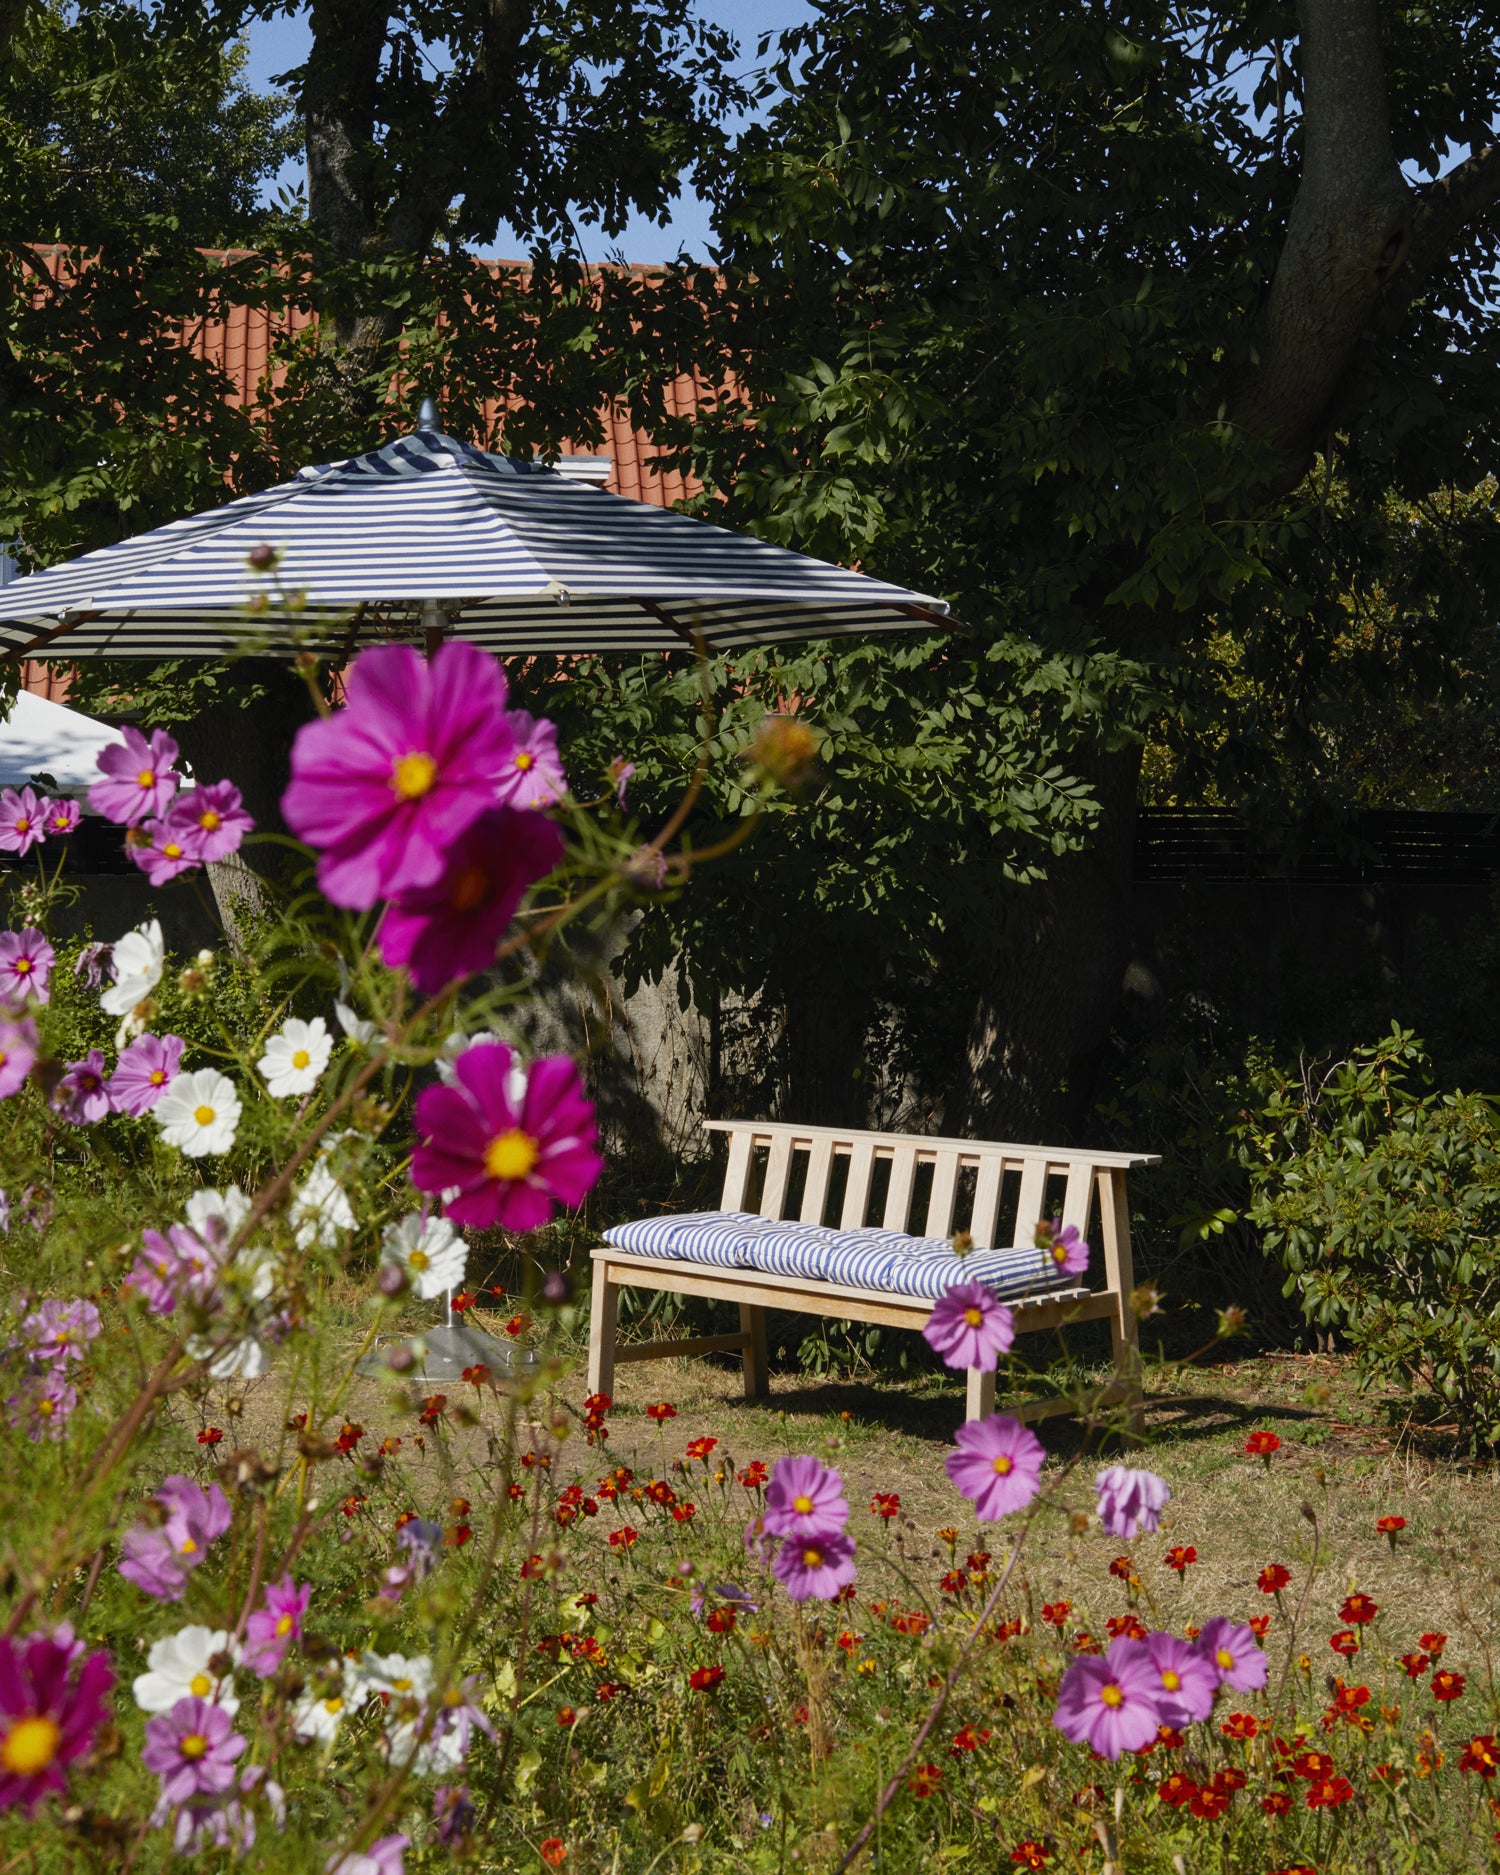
421 597 446 658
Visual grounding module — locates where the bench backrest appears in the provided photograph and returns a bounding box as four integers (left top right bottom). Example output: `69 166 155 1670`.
703 1119 1158 1251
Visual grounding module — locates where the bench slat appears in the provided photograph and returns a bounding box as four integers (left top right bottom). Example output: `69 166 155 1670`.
969 1157 1003 1249
759 1134 793 1219
926 1149 961 1239
882 1144 918 1232
720 1128 755 1211
1014 1158 1048 1243
800 1135 836 1226
840 1140 876 1230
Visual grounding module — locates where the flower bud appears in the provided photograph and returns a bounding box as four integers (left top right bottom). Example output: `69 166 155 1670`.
246 543 279 571
540 1269 571 1307
745 713 818 790
385 1344 416 1373
377 1265 408 1299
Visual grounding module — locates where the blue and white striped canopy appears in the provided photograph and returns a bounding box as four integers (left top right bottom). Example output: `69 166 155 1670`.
0 427 952 660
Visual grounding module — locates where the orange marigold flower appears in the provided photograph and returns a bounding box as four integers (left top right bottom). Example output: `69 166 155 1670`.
870 1491 901 1518
1247 1614 1271 1639
1401 1651 1430 1678
907 1764 943 1798
1375 1513 1406 1536
1461 1735 1500 1777
1189 1786 1229 1818
1106 1614 1149 1641
689 1665 724 1692
645 1402 677 1422
1258 1563 1291 1594
1243 1430 1281 1457
1164 1545 1197 1574
461 1363 492 1386
1221 1712 1259 1740
540 1842 566 1869
1009 1843 1050 1870
1260 1791 1293 1816
685 1436 718 1459
1157 1774 1197 1807
197 1427 223 1446
1328 1630 1359 1657
1108 1556 1134 1581
1041 1601 1071 1627
739 1461 769 1488
1420 1630 1448 1657
608 1527 640 1550
556 1706 578 1728
1433 1670 1467 1702
1305 1774 1355 1809
1340 1592 1378 1625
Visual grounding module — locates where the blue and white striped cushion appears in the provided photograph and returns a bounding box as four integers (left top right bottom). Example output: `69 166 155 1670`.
603 1212 1068 1303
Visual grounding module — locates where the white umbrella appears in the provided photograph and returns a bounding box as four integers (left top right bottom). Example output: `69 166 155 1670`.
0 418 953 662
0 690 128 796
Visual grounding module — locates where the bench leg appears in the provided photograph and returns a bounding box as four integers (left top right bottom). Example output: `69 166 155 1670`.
739 1302 769 1399
1100 1170 1145 1438
965 1367 996 1422
588 1261 619 1401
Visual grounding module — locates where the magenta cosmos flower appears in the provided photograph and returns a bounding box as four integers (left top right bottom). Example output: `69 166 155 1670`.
0 787 47 857
44 800 79 836
411 1040 602 1231
242 1577 311 1678
923 1280 1015 1371
945 1413 1045 1521
0 929 53 1005
1036 1218 1090 1278
124 1223 224 1315
0 1012 37 1099
762 1456 849 1541
51 1051 110 1126
22 1298 100 1366
282 641 522 909
108 1033 185 1116
1053 1637 1162 1758
89 725 180 825
1197 1616 1269 1692
0 1628 114 1815
118 1476 231 1602
6 1372 77 1442
142 1696 245 1805
380 807 564 995
771 1529 857 1603
128 817 199 886
494 711 566 809
166 782 253 864
1143 1631 1218 1726
328 1834 410 1875
1095 1465 1171 1540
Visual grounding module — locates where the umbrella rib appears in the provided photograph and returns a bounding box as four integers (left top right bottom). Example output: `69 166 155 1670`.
4 609 104 662
333 601 370 669
633 598 701 650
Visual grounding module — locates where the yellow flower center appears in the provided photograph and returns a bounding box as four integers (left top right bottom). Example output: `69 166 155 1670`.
14 958 30 974
448 864 490 912
14 817 28 834
391 1677 412 1692
276 1615 294 1637
1051 1243 1066 1263
179 1733 209 1761
515 751 535 772
1161 1670 1180 1691
1099 1684 1123 1709
963 1306 983 1326
791 1494 814 1514
992 1454 1012 1476
0 1050 7 1070
1216 1648 1234 1671
150 1070 166 1085
189 1672 212 1697
484 1129 539 1182
193 1105 217 1127
178 1537 198 1556
36 1399 53 1418
408 1249 429 1271
392 752 437 800
802 1547 823 1568
292 1049 311 1070
199 810 221 831
164 842 183 859
137 768 156 789
323 1698 343 1715
1 1715 60 1775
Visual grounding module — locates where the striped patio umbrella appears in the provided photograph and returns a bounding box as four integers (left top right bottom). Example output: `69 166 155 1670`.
0 422 953 661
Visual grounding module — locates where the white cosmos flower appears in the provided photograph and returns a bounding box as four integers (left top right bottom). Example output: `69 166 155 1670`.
291 1689 348 1743
291 1160 355 1249
257 1017 333 1097
187 1184 278 1304
334 1001 377 1047
187 1331 267 1380
437 1031 526 1100
100 919 165 1018
133 1625 239 1716
155 1069 241 1157
355 1650 435 1703
380 1214 467 1300
185 1184 252 1242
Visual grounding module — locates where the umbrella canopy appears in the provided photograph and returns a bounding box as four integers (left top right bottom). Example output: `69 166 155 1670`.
0 689 127 794
0 426 952 661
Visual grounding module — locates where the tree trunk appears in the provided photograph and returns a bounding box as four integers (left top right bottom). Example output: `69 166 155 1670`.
942 742 1142 1144
780 959 877 1128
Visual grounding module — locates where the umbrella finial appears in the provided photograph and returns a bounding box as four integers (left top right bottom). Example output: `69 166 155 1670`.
418 396 440 430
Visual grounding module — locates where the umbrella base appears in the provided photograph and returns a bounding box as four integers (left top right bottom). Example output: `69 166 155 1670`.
358 1322 540 1385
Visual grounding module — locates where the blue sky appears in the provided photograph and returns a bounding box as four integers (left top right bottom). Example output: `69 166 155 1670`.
241 1 817 262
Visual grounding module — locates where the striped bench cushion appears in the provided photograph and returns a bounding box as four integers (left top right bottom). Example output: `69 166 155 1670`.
602 1211 1071 1303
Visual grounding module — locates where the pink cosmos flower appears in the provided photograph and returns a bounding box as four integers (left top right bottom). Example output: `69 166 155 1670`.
0 1012 38 1098
155 1762 282 1857
142 1696 245 1805
379 807 564 995
166 782 253 863
923 1281 1015 1371
762 1456 849 1542
494 711 566 809
44 800 79 836
1052 1637 1162 1758
945 1414 1046 1521
0 787 46 856
282 641 520 909
124 1223 224 1315
1143 1631 1218 1726
608 757 635 807
1197 1616 1269 1692
52 1051 110 1126
1036 1218 1090 1278
242 1577 311 1678
0 1628 114 1815
1095 1465 1171 1539
327 1833 410 1875
129 818 198 886
411 1040 602 1231
89 725 180 825
21 1299 100 1365
0 929 53 1005
108 1033 185 1116
6 1371 77 1442
73 942 107 989
771 1530 858 1602
118 1475 232 1602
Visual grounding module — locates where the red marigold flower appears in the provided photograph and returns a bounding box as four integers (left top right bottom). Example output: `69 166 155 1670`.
645 1402 677 1423
196 1427 223 1446
739 1462 769 1489
1009 1843 1050 1870
461 1363 492 1386
1433 1670 1467 1702
339 1492 366 1518
870 1491 901 1518
595 1681 621 1701
288 1412 307 1430
1401 1651 1430 1678
507 1482 524 1502
685 1436 718 1460
1329 1630 1359 1657
335 1421 364 1454
1370 1762 1402 1784
1189 1786 1229 1819
1213 1765 1248 1793
1164 1545 1197 1574
608 1528 639 1551
907 1763 943 1797
1260 1791 1293 1816
950 1725 988 1755
1291 1750 1335 1781
706 1608 736 1635
520 1554 545 1579
451 1290 477 1313
837 1630 860 1652
1460 1735 1500 1777
1258 1563 1291 1594
1420 1630 1448 1657
1041 1601 1072 1628
1331 1679 1370 1711
1108 1556 1134 1581
1247 1615 1271 1639
689 1665 724 1692
418 1395 446 1427
1221 1712 1259 1740
670 1503 696 1524
1105 1614 1148 1641
645 1479 676 1508
540 1841 566 1868
556 1706 578 1728
939 1569 967 1595
445 1523 472 1548
966 1551 992 1573
1156 1725 1185 1750
583 1393 612 1415
1157 1774 1197 1807
505 1314 527 1337
1340 1592 1378 1625
1244 1430 1281 1457
1305 1774 1355 1809
379 1436 402 1457
1070 1631 1102 1655
1376 1513 1406 1536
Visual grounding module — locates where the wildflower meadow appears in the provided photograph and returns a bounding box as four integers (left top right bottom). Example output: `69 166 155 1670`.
0 637 1497 1875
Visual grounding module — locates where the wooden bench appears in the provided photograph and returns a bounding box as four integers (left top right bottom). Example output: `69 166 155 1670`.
588 1119 1158 1426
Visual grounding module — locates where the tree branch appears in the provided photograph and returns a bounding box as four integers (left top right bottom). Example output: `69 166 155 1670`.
1375 141 1500 330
